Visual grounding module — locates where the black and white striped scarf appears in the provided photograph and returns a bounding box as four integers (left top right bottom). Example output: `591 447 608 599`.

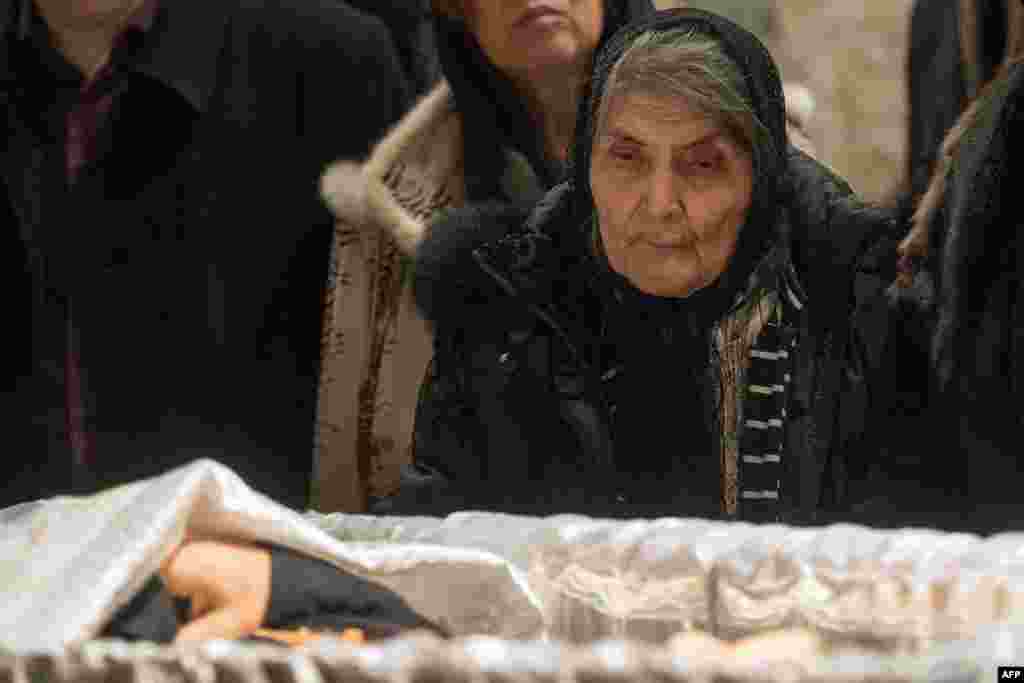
714 250 804 522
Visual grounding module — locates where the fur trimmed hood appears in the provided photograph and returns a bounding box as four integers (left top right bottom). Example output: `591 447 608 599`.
320 81 465 256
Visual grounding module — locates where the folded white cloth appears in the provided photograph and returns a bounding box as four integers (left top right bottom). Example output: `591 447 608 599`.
0 460 542 653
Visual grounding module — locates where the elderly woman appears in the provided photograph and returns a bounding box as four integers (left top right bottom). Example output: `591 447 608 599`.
380 8 899 523
314 0 655 512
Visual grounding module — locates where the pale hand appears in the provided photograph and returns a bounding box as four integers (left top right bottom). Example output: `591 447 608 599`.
159 539 272 644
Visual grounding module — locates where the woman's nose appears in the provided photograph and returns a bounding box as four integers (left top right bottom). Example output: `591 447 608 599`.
645 167 681 220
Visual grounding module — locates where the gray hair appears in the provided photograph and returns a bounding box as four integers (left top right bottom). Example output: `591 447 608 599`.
587 28 767 262
594 27 767 157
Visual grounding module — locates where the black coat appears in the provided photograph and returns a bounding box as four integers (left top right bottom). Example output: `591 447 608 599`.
875 61 1024 535
343 0 441 96
1 0 410 508
378 147 898 523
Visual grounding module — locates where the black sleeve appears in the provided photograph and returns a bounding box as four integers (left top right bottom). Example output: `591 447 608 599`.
341 0 441 96
370 321 483 517
830 203 973 526
786 147 900 312
101 544 447 643
100 576 181 644
785 149 911 515
371 203 537 517
288 0 411 162
262 545 446 639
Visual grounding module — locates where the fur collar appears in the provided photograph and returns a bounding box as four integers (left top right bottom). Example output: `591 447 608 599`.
320 81 465 255
413 199 550 330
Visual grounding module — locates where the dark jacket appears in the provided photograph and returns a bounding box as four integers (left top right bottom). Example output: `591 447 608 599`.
344 0 441 96
377 9 900 523
1 0 409 509
876 60 1024 534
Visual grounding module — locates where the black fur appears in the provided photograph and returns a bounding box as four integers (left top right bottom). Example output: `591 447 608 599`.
413 202 535 327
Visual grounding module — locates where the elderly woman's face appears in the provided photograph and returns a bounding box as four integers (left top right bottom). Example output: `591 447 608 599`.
590 93 755 298
463 1 604 76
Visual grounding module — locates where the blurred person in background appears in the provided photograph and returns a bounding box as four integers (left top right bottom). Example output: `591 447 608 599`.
1 0 409 509
900 0 1020 211
314 0 655 513
871 0 1024 534
375 9 901 523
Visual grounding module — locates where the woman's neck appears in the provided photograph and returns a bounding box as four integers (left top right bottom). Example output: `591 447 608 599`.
34 0 144 79
514 62 589 164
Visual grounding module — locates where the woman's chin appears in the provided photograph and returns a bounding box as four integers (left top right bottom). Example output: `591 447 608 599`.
515 40 586 72
629 276 705 300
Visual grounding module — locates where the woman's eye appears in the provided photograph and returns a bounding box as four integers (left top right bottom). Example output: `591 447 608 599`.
689 154 723 174
609 148 639 163
682 143 726 175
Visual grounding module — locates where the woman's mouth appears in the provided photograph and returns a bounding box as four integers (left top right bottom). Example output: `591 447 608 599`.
516 5 566 27
646 239 690 250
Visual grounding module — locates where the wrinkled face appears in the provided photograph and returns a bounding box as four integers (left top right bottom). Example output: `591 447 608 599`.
463 0 604 77
590 93 755 298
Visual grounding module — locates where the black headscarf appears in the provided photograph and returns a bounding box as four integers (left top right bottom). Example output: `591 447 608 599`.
566 8 792 324
433 0 654 201
557 9 794 511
